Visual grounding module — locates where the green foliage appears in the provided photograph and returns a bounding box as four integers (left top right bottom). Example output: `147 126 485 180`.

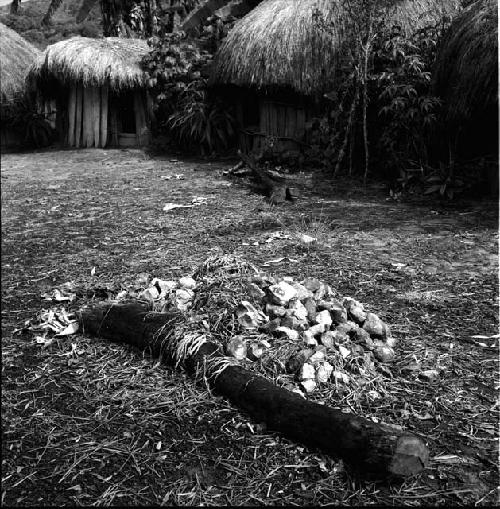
309 0 452 184
2 97 54 148
143 31 235 155
373 22 449 173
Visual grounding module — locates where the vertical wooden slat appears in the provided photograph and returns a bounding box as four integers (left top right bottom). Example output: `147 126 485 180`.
75 84 83 148
83 86 94 147
91 86 100 148
100 84 108 147
134 91 145 146
269 103 278 136
296 108 306 139
67 85 76 146
259 100 266 133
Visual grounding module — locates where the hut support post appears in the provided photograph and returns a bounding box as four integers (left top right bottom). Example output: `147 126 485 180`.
100 84 108 148
74 84 83 148
79 302 430 479
67 86 77 146
83 86 94 147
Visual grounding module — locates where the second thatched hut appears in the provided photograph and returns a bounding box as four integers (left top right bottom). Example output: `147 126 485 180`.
28 37 153 148
209 0 460 154
433 0 498 161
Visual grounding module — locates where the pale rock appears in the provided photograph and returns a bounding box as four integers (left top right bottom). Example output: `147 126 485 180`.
385 335 397 348
291 282 313 301
140 286 160 302
299 362 316 380
288 299 309 321
343 298 367 324
247 342 265 361
265 303 287 318
314 309 333 328
283 276 295 283
333 370 350 384
353 328 374 350
151 278 177 296
303 330 318 347
236 301 266 329
368 390 381 400
320 330 336 349
268 281 297 306
275 326 300 341
174 288 194 311
419 369 439 382
314 282 329 301
227 337 247 360
308 323 326 336
363 312 385 337
302 277 321 292
309 350 326 364
247 283 266 300
315 361 333 383
338 345 351 359
178 276 197 290
303 297 317 322
374 344 395 363
300 379 317 394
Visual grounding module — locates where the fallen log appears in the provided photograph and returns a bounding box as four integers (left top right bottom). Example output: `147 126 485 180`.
79 302 429 479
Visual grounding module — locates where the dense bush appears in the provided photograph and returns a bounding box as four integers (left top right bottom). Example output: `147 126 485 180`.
143 31 236 155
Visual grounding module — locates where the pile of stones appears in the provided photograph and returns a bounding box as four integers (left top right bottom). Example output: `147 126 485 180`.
138 272 397 395
229 275 397 394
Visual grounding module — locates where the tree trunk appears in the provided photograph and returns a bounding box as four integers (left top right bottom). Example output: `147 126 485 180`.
79 302 429 479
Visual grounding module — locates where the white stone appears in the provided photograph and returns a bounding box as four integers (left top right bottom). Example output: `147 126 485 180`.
309 350 326 364
315 361 333 383
289 299 308 321
178 276 197 290
303 330 318 347
276 326 300 341
300 379 317 394
268 281 297 306
300 362 316 380
227 337 247 360
338 345 351 359
315 310 333 327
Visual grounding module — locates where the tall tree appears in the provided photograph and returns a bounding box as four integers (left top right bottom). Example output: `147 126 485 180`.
42 0 64 26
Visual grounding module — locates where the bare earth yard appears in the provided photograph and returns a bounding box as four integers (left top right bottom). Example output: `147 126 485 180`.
1 148 498 506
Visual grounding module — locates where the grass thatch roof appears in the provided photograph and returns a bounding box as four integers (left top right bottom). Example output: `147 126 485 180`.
210 0 460 97
28 36 150 92
433 0 498 124
0 23 41 104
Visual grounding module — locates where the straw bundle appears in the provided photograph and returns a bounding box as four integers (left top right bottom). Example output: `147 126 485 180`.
210 0 460 97
433 0 498 125
0 23 41 104
28 36 150 91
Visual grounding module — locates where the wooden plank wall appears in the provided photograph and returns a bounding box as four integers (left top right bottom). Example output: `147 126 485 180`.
66 83 110 148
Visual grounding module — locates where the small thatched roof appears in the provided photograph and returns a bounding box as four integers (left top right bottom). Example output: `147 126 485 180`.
433 0 498 124
210 0 460 97
0 23 41 104
28 36 150 92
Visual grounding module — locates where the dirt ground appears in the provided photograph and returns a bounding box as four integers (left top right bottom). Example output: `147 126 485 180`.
1 148 498 506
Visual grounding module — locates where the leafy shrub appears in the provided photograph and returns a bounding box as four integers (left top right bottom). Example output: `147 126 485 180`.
2 96 54 148
143 31 235 155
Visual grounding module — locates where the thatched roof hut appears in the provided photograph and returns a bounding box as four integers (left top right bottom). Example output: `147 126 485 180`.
209 0 460 153
433 0 498 155
210 0 460 97
28 37 153 148
0 22 40 104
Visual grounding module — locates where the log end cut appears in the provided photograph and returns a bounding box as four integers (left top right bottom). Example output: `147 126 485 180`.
388 434 429 477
